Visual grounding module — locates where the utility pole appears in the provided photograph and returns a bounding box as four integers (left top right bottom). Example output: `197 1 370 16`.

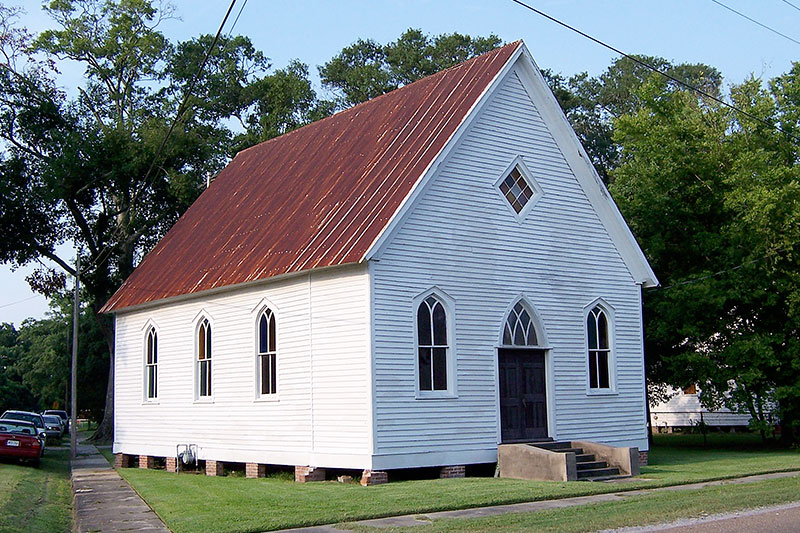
70 254 79 459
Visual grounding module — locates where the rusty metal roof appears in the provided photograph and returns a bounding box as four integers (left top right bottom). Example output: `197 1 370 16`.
102 42 521 313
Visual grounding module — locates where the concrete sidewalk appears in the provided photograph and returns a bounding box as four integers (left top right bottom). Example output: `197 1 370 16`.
71 442 170 532
278 471 800 532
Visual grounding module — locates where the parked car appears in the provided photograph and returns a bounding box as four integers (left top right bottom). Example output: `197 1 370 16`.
0 419 44 466
41 414 63 441
1 411 47 450
43 410 69 434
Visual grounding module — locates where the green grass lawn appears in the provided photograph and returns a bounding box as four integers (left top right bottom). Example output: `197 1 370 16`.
109 433 800 533
348 474 800 532
0 448 73 533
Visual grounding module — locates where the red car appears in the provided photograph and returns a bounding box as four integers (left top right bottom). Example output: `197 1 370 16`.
0 419 43 466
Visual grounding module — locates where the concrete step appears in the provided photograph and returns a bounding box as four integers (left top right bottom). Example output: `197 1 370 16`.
576 460 607 470
577 466 620 479
554 447 584 454
575 453 596 463
530 441 570 450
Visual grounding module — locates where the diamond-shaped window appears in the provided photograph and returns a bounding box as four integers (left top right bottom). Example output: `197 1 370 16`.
499 167 534 214
495 157 542 219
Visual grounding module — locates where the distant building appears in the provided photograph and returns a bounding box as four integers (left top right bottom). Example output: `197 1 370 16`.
650 385 752 431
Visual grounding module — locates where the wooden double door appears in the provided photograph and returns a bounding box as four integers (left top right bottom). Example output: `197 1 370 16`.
498 348 548 442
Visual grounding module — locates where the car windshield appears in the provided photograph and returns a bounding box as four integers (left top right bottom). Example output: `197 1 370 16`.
43 415 61 424
45 410 68 420
1 412 43 428
0 421 36 435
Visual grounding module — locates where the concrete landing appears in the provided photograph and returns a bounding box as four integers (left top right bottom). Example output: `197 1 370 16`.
71 442 169 532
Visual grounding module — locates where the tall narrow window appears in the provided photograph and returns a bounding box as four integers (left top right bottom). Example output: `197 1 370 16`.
258 309 277 396
417 295 449 392
145 327 157 399
197 318 212 397
587 306 611 390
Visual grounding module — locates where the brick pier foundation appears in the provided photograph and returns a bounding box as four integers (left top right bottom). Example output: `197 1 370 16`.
113 453 133 468
246 463 267 478
205 460 224 476
295 466 326 482
360 470 388 486
440 465 466 478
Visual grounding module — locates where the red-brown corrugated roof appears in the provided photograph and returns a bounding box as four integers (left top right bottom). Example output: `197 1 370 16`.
102 41 521 313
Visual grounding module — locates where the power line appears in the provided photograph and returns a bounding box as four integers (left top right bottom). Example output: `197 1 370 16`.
652 256 767 291
711 0 800 47
508 0 800 144
782 0 800 14
227 0 248 38
0 294 40 309
138 0 238 196
84 0 244 274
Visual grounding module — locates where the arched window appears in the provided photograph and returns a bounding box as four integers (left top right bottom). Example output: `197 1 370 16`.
503 301 538 346
587 306 611 389
417 295 449 392
145 327 157 399
197 318 212 397
258 308 277 396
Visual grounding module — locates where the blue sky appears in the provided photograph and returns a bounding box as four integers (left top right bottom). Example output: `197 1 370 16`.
2 0 799 325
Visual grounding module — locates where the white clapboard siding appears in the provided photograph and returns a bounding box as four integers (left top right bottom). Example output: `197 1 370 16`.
113 264 372 469
370 66 647 468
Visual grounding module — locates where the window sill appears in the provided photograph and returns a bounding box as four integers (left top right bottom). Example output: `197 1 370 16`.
586 388 618 397
254 395 280 403
141 400 159 406
193 398 214 404
415 392 458 400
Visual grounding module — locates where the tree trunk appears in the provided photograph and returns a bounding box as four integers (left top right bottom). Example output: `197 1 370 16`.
89 309 115 443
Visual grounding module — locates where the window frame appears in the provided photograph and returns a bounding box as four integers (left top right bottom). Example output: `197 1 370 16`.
494 156 543 222
584 299 617 395
255 306 278 401
141 322 159 404
194 315 213 402
144 326 158 401
413 288 457 399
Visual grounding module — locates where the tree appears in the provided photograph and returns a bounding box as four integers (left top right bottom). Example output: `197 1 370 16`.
166 34 333 153
0 1 324 441
543 56 722 182
0 323 38 414
320 28 502 109
609 69 800 443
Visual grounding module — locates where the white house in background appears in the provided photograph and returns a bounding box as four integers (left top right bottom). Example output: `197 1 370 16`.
650 385 752 431
102 41 658 481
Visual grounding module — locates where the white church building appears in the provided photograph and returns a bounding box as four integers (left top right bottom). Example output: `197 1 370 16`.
102 41 658 482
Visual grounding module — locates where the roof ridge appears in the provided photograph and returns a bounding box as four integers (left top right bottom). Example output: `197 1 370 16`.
236 41 521 160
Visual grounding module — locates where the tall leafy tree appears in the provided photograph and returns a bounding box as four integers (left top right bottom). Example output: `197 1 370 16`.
0 323 38 414
320 28 502 109
610 70 800 443
544 56 722 182
0 1 325 440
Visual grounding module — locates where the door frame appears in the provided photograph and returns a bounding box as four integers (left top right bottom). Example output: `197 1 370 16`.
494 296 555 444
